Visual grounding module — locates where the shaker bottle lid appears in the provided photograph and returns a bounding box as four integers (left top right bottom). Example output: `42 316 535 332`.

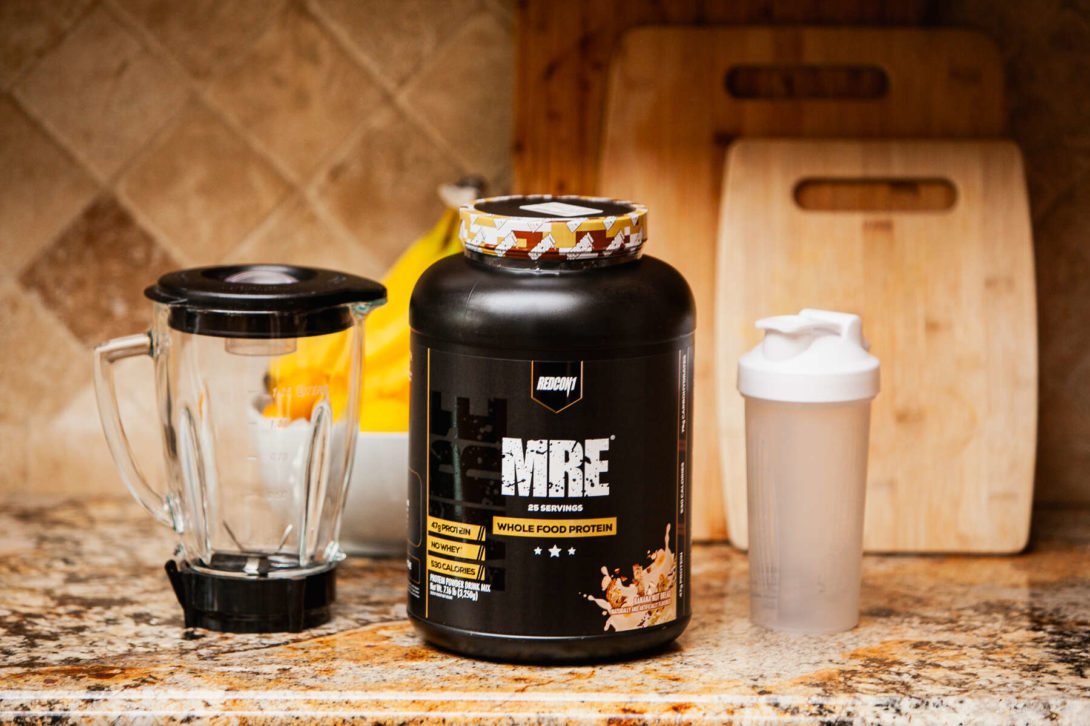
737 309 880 403
459 194 648 261
145 264 386 339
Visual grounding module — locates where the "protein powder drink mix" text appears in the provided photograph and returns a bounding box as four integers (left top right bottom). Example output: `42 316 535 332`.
407 195 695 662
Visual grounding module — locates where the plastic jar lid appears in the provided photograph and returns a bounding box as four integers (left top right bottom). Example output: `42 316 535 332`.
458 194 647 261
737 309 880 403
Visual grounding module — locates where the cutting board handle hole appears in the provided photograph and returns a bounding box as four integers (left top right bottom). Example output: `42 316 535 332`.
724 65 888 99
793 178 958 212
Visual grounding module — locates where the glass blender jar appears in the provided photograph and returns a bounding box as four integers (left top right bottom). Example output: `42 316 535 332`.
94 265 386 632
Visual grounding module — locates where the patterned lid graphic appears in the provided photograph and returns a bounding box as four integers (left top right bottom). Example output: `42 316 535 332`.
458 195 648 261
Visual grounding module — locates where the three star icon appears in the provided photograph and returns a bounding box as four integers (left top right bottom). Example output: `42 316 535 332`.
534 545 577 556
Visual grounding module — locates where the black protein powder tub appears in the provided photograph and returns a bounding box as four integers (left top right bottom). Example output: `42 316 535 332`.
407 195 695 662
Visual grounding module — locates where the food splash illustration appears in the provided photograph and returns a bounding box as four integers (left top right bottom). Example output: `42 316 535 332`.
585 524 676 632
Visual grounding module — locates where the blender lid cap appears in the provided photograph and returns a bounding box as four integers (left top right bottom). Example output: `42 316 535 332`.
145 264 386 339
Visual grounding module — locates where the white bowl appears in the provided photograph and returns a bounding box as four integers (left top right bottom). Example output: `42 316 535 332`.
340 431 408 556
250 404 407 558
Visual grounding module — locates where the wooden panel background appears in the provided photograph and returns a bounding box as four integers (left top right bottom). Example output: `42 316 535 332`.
513 0 929 196
596 26 1006 541
513 0 932 540
513 0 1090 527
717 140 1036 552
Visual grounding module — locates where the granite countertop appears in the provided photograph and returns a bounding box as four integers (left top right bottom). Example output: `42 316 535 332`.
0 497 1087 724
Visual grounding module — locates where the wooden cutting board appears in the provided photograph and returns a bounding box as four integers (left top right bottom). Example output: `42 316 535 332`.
598 27 1005 541
717 139 1036 553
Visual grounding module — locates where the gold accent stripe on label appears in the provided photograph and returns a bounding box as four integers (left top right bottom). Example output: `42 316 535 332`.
425 347 430 618
427 536 485 561
427 516 485 541
427 554 483 580
492 516 617 538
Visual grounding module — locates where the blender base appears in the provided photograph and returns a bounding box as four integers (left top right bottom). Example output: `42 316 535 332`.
164 560 336 633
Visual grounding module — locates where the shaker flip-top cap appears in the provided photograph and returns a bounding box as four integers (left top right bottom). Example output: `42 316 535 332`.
738 309 880 403
459 194 647 261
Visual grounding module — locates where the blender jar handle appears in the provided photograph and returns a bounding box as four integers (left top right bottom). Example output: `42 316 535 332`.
93 332 174 529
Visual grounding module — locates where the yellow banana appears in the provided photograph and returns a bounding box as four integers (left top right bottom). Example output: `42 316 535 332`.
264 199 464 432
358 396 409 432
366 350 411 398
363 325 409 374
365 207 460 352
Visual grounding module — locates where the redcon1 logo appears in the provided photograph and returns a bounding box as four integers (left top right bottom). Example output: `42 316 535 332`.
531 361 583 413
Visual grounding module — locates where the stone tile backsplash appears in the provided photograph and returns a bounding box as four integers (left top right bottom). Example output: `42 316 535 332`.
206 3 385 182
0 278 88 427
14 4 189 179
119 101 292 262
0 97 97 275
115 0 285 80
315 104 462 268
315 0 483 87
1 0 513 498
19 195 179 345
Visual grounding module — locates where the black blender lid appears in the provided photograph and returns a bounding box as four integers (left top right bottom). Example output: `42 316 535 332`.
145 264 386 339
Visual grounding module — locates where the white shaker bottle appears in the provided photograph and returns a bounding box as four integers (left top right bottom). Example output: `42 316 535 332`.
738 309 880 634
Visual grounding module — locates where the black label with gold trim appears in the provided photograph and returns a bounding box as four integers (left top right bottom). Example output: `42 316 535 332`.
407 337 693 638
